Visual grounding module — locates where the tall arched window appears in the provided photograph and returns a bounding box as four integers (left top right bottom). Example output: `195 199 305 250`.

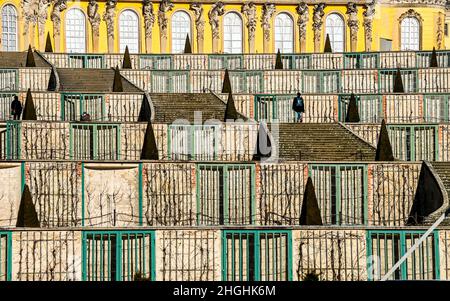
2 5 18 51
65 9 86 53
401 17 420 50
325 13 345 52
171 11 191 53
274 13 294 53
119 10 139 53
223 12 243 54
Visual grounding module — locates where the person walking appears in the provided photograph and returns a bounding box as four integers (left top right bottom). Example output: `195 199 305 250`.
11 95 22 120
292 92 305 123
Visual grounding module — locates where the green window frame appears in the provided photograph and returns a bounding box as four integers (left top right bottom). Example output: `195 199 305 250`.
280 54 311 70
308 164 368 225
67 54 105 68
70 123 121 160
0 69 18 91
423 94 449 122
168 124 219 160
150 71 190 93
254 94 296 122
196 164 256 225
343 53 379 69
301 71 341 93
222 230 292 281
0 93 17 120
378 69 418 93
82 230 155 281
387 124 438 161
139 55 173 70
229 71 264 94
61 93 105 121
0 231 12 281
5 120 20 160
338 94 383 123
208 54 243 70
367 230 440 280
416 51 450 68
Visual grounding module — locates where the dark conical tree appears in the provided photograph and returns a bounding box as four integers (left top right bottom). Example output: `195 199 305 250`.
112 66 124 92
122 46 132 69
430 47 438 68
47 68 57 91
184 34 192 54
138 94 152 122
375 119 395 161
140 121 159 160
16 184 40 227
22 89 37 120
299 177 323 225
345 93 360 123
25 45 36 67
324 34 332 53
252 122 272 161
45 32 53 52
221 69 232 94
224 92 239 121
275 49 283 69
393 68 404 93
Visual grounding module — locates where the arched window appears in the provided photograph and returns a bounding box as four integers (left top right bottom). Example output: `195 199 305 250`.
171 11 191 53
223 12 243 54
325 13 345 52
65 9 86 53
274 13 294 53
401 17 420 51
2 5 18 51
119 10 139 53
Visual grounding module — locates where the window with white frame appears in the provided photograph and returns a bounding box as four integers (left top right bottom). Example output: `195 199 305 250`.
171 11 191 53
223 12 243 54
65 9 86 53
325 13 345 52
119 10 139 53
274 13 294 53
1 5 18 51
401 17 420 51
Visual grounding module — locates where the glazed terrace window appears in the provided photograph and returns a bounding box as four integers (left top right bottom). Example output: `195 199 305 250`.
82 231 155 281
119 10 139 53
325 13 345 52
309 164 367 225
197 164 255 225
367 231 439 280
0 93 17 120
65 8 86 53
400 17 420 51
222 230 292 281
223 12 243 54
387 125 438 161
168 124 218 160
171 11 191 54
338 94 382 123
1 5 18 51
62 93 105 121
0 232 11 281
274 13 294 53
70 123 120 160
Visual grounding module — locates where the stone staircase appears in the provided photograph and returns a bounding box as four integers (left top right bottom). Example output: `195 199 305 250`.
150 92 245 123
272 123 376 161
57 68 142 92
0 51 51 68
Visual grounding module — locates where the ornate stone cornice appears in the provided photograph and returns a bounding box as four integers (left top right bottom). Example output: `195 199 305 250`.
398 8 424 22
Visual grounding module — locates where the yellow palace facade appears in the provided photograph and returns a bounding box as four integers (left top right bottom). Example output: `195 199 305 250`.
0 0 448 54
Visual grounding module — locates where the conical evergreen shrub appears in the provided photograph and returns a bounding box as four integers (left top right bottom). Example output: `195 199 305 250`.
221 69 232 94
138 94 152 122
22 89 37 120
184 34 192 54
45 33 53 52
393 68 404 93
430 47 438 68
224 92 239 121
252 122 272 161
299 177 323 225
112 66 124 92
47 68 57 91
324 34 332 53
122 46 132 69
345 93 360 122
16 184 40 227
25 45 36 67
375 119 395 161
275 49 283 69
140 121 159 160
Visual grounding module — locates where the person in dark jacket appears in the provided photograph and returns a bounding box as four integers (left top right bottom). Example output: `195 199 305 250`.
292 92 305 123
11 96 22 120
